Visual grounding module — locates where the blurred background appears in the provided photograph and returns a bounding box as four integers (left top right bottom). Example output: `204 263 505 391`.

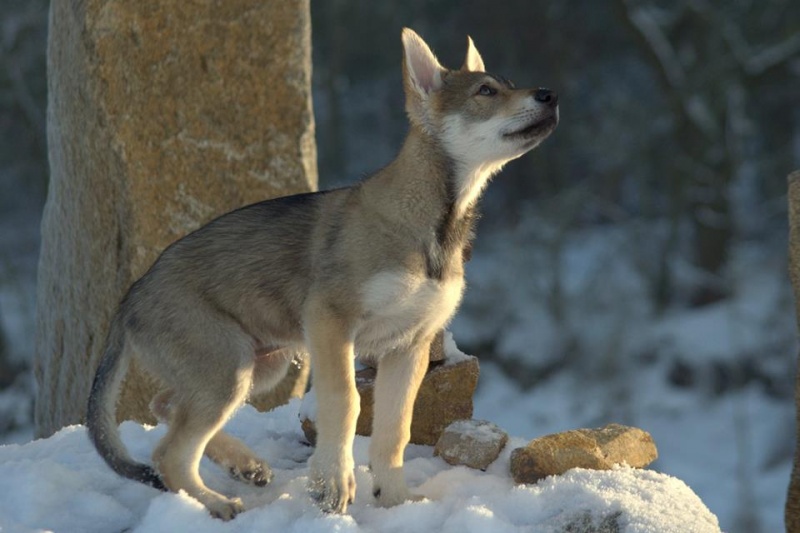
1 1 798 531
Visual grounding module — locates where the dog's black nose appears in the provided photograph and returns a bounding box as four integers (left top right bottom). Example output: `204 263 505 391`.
534 88 558 107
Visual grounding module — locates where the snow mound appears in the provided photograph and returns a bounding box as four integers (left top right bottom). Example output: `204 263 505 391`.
0 401 720 533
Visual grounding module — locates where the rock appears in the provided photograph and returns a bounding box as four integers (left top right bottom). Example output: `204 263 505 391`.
590 423 658 468
434 419 508 470
786 169 800 532
34 0 316 437
428 330 446 363
300 417 316 445
302 355 480 446
248 351 310 413
362 355 480 446
510 424 658 484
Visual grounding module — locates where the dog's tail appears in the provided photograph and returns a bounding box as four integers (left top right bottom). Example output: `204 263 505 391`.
86 312 166 491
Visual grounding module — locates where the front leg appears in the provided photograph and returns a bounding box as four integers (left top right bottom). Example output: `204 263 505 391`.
369 338 430 507
305 303 359 513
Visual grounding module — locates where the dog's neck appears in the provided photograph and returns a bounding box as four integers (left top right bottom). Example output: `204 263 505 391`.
452 157 506 216
362 126 485 279
365 126 494 227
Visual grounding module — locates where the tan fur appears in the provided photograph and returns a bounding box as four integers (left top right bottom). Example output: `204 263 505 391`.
86 28 558 520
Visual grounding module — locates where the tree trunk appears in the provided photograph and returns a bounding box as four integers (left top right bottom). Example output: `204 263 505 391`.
34 0 316 438
785 169 800 532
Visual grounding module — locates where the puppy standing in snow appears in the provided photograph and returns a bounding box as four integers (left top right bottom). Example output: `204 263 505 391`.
87 28 558 520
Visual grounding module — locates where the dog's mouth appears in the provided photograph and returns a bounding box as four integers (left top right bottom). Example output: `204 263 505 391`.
503 114 558 140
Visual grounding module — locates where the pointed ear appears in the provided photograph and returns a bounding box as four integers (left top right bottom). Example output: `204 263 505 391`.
402 28 445 96
461 36 485 72
401 28 446 130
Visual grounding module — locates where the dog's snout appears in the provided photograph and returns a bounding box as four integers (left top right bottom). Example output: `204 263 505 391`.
533 88 558 107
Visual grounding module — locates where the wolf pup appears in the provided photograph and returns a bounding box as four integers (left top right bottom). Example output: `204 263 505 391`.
87 28 558 520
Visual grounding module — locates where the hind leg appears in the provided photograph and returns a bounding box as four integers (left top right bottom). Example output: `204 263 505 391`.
152 389 271 487
151 348 299 489
204 431 273 487
203 348 300 486
151 366 252 520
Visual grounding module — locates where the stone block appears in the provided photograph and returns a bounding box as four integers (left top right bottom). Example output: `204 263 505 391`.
434 419 508 470
35 0 316 437
510 423 658 484
302 355 480 446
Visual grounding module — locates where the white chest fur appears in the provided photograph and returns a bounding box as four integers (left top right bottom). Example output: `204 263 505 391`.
356 270 464 353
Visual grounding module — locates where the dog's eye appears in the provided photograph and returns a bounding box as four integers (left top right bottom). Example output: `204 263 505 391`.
477 84 497 97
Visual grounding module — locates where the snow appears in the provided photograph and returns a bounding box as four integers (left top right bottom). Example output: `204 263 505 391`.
472 362 791 532
0 190 793 532
452 219 795 533
0 226 792 531
442 329 472 365
298 383 317 423
0 217 792 531
0 400 720 533
443 419 505 445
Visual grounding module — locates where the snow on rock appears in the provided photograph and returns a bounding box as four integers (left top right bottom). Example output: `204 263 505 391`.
434 419 508 470
0 400 720 532
442 329 472 365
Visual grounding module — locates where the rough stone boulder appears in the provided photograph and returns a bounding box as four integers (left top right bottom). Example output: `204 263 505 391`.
510 423 658 484
428 329 446 363
434 419 508 470
302 353 480 446
786 169 800 532
35 0 316 437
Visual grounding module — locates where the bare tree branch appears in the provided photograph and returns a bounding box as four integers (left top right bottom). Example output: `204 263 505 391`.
0 50 45 140
743 33 800 76
0 5 47 152
620 0 718 140
624 2 686 90
693 1 800 77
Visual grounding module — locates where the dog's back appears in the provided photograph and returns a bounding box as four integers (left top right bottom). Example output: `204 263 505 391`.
124 191 327 357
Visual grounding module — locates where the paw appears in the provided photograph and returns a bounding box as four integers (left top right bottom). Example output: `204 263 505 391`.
308 456 356 513
372 484 423 507
206 496 244 521
371 466 423 507
229 459 273 487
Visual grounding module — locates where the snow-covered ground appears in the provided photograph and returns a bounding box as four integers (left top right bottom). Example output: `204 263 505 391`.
474 363 790 533
0 209 794 532
453 214 796 533
0 399 720 533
